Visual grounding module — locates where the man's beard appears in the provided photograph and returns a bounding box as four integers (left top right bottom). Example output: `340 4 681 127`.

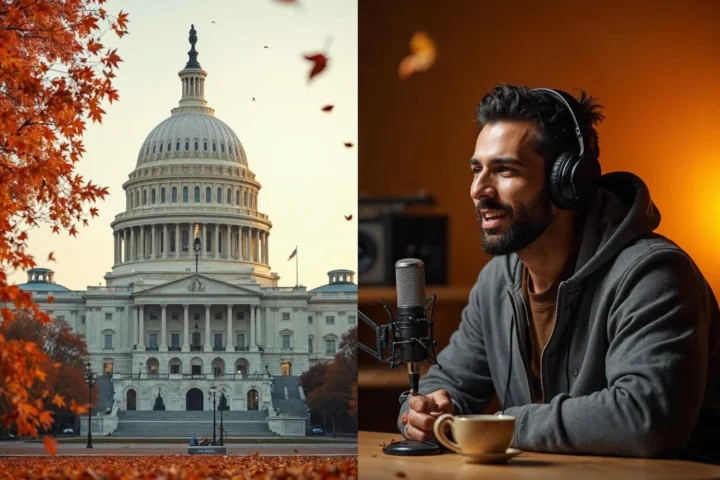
476 192 554 256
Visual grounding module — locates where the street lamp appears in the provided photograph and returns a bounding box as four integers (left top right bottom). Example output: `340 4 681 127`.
84 362 97 449
138 362 142 379
208 386 217 446
219 387 226 446
193 224 201 273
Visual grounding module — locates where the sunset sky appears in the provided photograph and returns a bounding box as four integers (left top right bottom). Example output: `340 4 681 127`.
8 0 358 290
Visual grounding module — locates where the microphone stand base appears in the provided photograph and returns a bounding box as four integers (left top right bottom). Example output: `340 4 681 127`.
382 440 443 456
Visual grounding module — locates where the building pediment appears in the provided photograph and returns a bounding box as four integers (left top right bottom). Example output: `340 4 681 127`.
134 275 259 298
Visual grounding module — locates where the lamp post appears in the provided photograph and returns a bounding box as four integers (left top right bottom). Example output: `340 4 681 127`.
219 387 226 446
208 386 217 446
84 362 97 449
138 362 142 379
193 224 201 273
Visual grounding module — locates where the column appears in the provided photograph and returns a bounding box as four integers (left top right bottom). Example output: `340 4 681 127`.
132 303 138 346
151 225 157 259
256 229 261 262
138 305 145 350
204 304 212 351
202 223 207 259
226 225 231 259
174 224 179 258
266 232 270 264
226 304 234 352
130 227 135 261
246 228 252 261
140 226 145 259
250 305 257 351
182 304 190 351
214 224 219 259
160 304 168 351
163 224 168 259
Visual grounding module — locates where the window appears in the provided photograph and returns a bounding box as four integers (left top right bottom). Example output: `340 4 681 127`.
159 143 163 153
170 364 180 374
135 191 139 207
282 335 291 349
308 316 313 324
214 334 222 348
149 334 158 348
214 366 222 376
149 311 158 320
161 187 166 203
192 364 201 375
348 316 356 325
151 189 156 204
213 143 217 152
170 230 176 252
229 145 233 154
184 141 189 151
244 191 248 206
204 141 208 152
182 230 189 251
152 145 156 154
325 339 336 355
167 142 171 152
176 141 180 151
205 187 211 203
171 333 180 348
194 186 200 202
194 141 199 151
236 333 245 347
183 186 188 202
56 315 65 322
206 230 212 252
142 190 147 205
282 312 290 321
217 187 222 203
236 189 240 205
308 337 313 353
236 363 247 375
145 146 149 155
105 312 113 321
192 331 201 346
214 312 222 320
172 187 177 202
104 334 113 349
326 316 335 325
227 188 231 204
81 316 86 324
221 143 225 153
236 312 245 320
171 312 179 320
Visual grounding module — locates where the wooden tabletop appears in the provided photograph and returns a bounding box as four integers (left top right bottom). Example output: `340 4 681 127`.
358 431 720 479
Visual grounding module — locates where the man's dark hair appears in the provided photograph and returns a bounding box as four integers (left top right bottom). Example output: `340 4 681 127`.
475 83 606 166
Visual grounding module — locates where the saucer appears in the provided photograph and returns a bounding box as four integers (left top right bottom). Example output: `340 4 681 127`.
460 448 522 464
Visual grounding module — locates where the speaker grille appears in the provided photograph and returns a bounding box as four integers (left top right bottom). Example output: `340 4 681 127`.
395 258 425 308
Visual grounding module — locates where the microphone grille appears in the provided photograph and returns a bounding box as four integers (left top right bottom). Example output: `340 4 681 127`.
395 258 426 308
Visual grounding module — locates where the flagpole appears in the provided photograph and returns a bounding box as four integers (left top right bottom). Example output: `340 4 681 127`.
295 245 298 287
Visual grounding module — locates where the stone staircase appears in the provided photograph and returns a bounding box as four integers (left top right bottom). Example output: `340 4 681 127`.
271 376 309 417
114 410 273 437
95 375 115 413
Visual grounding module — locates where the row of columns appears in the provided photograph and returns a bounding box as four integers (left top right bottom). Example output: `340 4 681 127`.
183 75 204 98
113 224 268 265
135 304 260 352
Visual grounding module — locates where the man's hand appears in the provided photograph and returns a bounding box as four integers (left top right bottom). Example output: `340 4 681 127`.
402 389 455 441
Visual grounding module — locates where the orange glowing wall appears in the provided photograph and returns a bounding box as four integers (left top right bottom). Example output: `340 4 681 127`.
359 0 720 298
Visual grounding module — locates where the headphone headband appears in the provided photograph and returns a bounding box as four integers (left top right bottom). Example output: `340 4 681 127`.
532 87 590 159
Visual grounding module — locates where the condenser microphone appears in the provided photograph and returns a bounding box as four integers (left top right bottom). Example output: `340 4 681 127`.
394 258 431 396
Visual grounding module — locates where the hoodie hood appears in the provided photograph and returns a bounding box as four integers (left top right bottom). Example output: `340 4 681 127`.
503 171 662 286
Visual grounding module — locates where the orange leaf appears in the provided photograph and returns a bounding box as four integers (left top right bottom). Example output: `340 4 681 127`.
47 252 55 262
304 53 328 81
398 31 437 80
47 295 55 303
321 105 334 112
44 436 57 456
52 394 66 408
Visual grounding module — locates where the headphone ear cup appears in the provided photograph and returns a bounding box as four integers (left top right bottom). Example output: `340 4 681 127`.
571 155 601 204
549 151 576 210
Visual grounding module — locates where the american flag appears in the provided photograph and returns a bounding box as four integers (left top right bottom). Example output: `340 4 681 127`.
287 247 297 261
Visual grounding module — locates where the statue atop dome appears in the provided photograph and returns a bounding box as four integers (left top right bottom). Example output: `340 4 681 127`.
185 24 202 69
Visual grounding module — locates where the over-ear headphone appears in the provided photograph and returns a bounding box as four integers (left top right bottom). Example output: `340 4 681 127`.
532 88 602 210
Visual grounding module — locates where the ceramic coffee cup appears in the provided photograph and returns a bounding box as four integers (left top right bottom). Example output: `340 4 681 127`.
433 414 515 456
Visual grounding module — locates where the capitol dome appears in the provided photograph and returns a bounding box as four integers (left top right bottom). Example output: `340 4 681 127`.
107 25 274 288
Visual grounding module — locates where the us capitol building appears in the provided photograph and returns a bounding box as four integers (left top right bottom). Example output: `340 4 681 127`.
15 26 357 437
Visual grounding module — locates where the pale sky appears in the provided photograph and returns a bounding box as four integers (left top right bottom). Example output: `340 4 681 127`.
8 0 358 291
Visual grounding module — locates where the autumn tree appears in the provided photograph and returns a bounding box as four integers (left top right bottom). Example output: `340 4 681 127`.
0 0 128 446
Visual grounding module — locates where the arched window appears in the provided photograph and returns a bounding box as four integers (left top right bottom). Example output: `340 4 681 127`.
212 143 217 152
221 143 225 153
194 141 199 151
226 188 231 204
142 190 147 205
151 189 156 204
129 194 133 209
135 191 139 207
184 141 189 151
205 187 211 203
216 187 222 203
167 142 171 152
145 146 149 155
182 230 189 251
176 142 180 151
170 230 176 252
161 187 166 203
159 143 163 153
194 186 200 202
229 145 233 154
243 191 248 207
172 187 177 203
183 186 188 203
235 189 240 205
152 145 156 154
204 142 208 152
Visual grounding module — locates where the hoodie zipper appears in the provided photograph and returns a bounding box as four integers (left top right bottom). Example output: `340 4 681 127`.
539 282 565 404
516 294 534 401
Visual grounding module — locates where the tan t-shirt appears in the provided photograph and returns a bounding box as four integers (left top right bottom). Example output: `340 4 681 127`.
521 248 578 403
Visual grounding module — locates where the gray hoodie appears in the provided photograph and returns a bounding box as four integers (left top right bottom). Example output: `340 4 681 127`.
398 172 720 462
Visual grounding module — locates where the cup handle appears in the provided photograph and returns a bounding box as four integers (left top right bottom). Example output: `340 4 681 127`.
433 413 462 453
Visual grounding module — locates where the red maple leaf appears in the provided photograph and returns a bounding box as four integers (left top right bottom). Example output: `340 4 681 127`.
47 252 55 262
344 142 354 148
304 53 328 81
321 105 334 112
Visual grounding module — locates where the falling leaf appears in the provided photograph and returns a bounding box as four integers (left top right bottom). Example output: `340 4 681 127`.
321 105 334 112
398 31 437 80
344 142 354 148
47 252 55 262
43 436 57 456
251 451 259 458
47 295 55 303
344 215 352 221
211 21 216 24
304 53 328 81
252 97 256 101
264 45 269 49
293 448 299 453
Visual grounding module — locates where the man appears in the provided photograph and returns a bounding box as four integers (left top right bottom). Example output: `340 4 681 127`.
398 83 720 463
190 433 197 446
